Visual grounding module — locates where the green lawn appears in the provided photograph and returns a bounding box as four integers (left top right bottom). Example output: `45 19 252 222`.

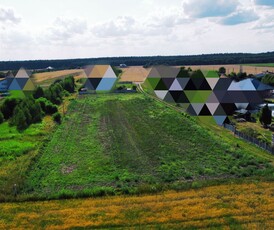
22 94 273 199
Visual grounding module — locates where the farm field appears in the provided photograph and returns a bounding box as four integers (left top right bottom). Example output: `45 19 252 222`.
119 66 149 83
32 69 85 87
0 182 273 229
22 93 273 199
245 63 274 68
185 64 274 75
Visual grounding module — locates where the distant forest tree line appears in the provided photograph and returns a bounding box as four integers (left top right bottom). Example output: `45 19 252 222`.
0 52 274 71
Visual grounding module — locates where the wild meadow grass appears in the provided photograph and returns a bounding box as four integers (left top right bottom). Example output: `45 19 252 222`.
22 94 273 199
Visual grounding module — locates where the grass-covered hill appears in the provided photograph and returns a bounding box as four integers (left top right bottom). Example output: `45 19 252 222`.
22 94 273 199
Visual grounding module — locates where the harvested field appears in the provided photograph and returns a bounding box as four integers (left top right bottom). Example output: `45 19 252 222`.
119 66 149 83
32 69 85 87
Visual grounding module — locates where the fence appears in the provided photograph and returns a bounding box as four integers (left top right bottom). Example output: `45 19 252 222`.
223 123 274 155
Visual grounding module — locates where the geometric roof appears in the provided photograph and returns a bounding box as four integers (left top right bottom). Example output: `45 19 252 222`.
8 67 36 93
144 66 271 125
83 65 117 91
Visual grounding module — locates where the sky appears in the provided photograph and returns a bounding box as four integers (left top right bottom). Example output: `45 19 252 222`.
0 0 274 61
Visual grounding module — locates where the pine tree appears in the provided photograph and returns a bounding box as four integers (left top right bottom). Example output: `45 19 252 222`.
259 104 272 128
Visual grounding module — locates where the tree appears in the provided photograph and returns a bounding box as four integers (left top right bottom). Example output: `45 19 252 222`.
0 111 4 124
218 67 226 74
53 112 61 124
9 98 44 130
261 74 274 86
33 86 44 99
259 104 272 128
63 75 75 93
45 103 58 115
0 98 20 119
12 107 28 131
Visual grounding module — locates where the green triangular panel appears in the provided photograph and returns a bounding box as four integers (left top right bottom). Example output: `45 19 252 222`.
180 103 190 110
198 116 215 124
23 79 36 91
147 78 161 89
196 91 212 103
202 70 208 77
191 92 204 103
206 70 219 78
155 79 168 90
191 70 204 79
184 91 196 102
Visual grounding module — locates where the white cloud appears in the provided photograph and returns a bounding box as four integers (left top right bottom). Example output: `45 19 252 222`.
0 0 273 60
220 9 259 25
46 17 87 41
183 0 239 18
92 16 136 37
253 9 274 31
0 6 21 24
91 8 190 38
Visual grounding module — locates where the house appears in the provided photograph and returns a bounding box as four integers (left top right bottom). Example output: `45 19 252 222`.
46 66 54 71
119 64 127 68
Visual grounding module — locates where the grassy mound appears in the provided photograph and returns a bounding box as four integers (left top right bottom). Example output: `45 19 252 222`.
23 94 272 198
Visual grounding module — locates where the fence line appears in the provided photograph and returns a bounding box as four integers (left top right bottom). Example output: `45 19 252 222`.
223 123 274 155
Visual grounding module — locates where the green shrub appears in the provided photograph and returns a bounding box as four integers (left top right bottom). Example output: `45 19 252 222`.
10 98 43 131
0 111 4 124
0 98 20 119
33 86 44 99
52 112 61 124
46 103 58 115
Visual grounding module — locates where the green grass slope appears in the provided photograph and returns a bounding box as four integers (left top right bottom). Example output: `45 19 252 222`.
23 94 273 198
0 120 51 198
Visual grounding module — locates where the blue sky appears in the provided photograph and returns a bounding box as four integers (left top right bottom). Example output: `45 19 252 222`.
0 0 274 61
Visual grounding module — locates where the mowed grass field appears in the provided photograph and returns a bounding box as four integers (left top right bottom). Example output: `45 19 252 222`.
22 94 273 198
1 182 273 229
185 64 274 75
